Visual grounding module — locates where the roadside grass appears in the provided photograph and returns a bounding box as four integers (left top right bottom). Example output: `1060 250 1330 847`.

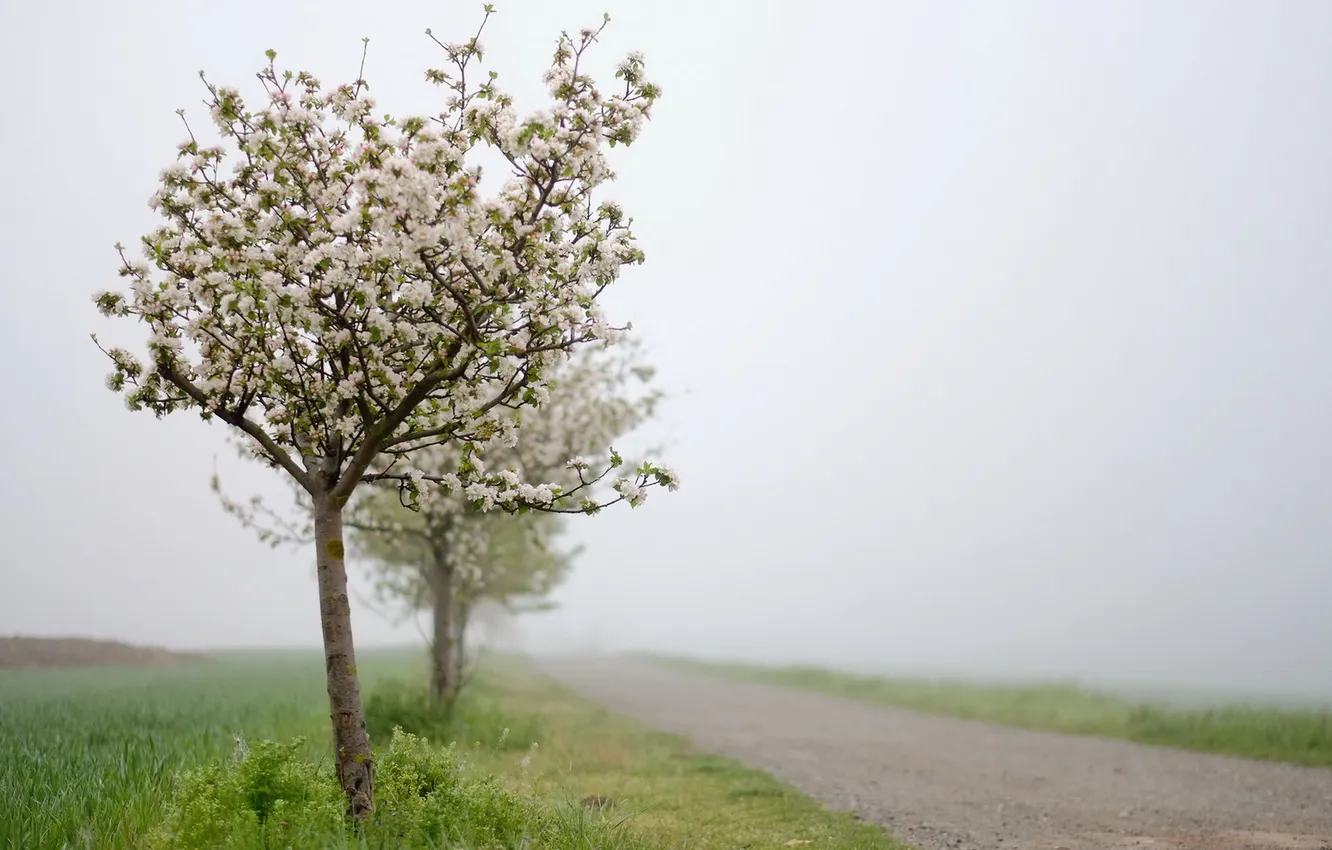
376 655 909 850
642 655 1332 769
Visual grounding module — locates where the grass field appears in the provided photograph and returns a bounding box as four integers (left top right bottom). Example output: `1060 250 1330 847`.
645 656 1332 769
1 650 904 850
1 650 414 848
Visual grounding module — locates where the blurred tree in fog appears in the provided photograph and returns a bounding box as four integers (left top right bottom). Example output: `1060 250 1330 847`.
349 342 661 708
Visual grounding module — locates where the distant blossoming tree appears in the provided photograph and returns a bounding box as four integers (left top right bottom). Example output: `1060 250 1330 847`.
352 487 578 707
348 341 661 706
91 8 676 817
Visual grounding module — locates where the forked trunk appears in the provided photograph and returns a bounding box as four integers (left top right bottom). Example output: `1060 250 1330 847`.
427 547 455 703
313 494 374 820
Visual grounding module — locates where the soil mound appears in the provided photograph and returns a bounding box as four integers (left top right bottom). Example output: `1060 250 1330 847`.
0 636 209 669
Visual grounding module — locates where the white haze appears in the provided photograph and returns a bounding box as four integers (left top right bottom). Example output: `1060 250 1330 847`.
2 1 1331 703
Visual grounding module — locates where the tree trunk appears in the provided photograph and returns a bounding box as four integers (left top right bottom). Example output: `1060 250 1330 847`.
427 546 454 703
313 495 374 820
452 599 472 692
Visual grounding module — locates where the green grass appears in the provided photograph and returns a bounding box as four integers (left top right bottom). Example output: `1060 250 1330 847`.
451 656 907 850
1 650 908 850
0 650 420 849
644 655 1332 769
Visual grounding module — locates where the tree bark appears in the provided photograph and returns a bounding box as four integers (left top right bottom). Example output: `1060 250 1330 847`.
427 545 455 704
313 494 374 820
452 598 472 693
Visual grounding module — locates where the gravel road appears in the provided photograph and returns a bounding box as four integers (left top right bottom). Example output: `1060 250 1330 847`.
535 657 1332 850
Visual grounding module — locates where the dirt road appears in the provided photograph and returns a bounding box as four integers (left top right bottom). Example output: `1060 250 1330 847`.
535 657 1332 850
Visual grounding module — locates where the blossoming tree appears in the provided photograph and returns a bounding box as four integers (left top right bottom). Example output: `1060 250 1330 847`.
91 9 676 817
447 511 576 677
348 341 661 705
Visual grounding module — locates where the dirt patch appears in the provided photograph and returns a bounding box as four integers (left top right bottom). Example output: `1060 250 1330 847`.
0 636 209 669
1077 831 1331 849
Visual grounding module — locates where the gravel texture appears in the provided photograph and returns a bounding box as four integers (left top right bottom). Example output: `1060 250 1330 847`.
535 656 1332 850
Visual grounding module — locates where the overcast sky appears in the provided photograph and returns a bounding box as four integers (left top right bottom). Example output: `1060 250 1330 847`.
3 0 1331 699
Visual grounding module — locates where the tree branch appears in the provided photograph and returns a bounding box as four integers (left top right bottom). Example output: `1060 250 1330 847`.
158 359 312 491
330 343 472 502
343 516 433 544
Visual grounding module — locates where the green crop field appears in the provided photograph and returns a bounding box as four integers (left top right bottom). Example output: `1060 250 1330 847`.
1 650 414 848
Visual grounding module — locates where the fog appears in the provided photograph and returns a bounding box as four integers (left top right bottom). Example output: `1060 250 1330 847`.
3 1 1330 702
